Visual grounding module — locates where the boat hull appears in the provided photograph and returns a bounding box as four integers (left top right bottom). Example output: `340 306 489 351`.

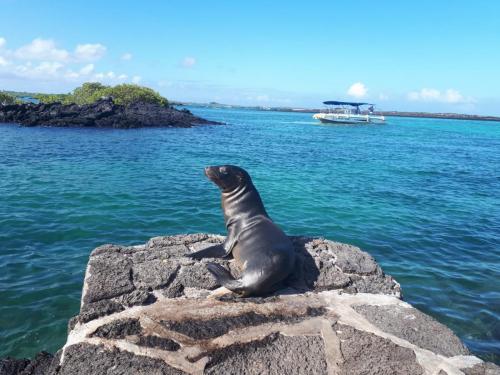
313 113 385 124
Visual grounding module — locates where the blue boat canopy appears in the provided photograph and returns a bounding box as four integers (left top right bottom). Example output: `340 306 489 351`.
323 101 373 106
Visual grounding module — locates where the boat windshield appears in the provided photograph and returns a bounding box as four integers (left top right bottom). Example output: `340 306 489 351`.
322 101 376 115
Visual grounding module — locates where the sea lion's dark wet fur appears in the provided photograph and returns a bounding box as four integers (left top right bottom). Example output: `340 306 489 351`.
188 165 296 296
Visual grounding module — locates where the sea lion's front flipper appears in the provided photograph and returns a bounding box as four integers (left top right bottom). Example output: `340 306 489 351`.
206 263 245 293
186 244 226 259
222 224 238 256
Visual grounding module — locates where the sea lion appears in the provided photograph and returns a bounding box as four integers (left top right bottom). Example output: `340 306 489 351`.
187 165 296 296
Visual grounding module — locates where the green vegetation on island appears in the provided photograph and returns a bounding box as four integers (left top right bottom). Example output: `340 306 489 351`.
34 82 168 106
0 92 18 105
0 83 221 128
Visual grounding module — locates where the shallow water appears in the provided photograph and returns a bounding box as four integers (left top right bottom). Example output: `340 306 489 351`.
0 107 499 363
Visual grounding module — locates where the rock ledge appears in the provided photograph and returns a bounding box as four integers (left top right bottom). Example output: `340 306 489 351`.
2 234 498 375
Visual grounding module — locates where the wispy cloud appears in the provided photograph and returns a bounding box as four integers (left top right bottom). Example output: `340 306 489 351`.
79 63 94 75
181 56 196 68
13 61 65 79
155 79 296 106
74 43 106 62
93 72 129 83
407 88 474 104
14 38 70 62
347 82 367 98
121 52 133 61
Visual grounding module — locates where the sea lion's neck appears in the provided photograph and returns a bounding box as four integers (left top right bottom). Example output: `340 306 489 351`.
222 182 268 226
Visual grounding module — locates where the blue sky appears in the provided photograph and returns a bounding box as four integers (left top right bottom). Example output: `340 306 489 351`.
1 0 499 114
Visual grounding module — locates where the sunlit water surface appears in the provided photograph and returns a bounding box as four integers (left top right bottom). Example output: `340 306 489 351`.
0 107 499 363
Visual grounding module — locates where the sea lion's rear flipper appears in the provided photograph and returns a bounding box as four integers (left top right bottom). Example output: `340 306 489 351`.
206 263 245 293
186 244 226 260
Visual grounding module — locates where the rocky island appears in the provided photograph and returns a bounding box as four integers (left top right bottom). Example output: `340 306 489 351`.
0 83 220 128
2 234 498 375
0 98 220 128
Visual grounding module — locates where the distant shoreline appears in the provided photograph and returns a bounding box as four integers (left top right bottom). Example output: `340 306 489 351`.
377 111 500 122
176 102 500 122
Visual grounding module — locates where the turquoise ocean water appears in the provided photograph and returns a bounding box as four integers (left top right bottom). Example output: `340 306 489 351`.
0 107 499 363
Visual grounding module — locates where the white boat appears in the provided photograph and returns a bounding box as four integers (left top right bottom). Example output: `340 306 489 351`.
313 101 385 124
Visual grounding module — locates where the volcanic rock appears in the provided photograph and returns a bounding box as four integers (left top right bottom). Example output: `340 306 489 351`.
0 98 221 128
3 234 499 375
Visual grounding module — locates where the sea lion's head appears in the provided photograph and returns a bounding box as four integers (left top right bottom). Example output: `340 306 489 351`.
204 165 250 192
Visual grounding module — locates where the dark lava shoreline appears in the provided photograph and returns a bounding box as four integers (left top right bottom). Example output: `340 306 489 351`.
0 98 222 128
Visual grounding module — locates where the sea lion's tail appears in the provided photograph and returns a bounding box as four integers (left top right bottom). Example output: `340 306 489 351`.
206 263 245 293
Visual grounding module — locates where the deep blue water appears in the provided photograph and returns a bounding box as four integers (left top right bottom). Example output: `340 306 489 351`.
0 107 499 363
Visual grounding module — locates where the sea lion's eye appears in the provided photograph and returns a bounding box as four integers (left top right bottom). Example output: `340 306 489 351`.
220 166 228 175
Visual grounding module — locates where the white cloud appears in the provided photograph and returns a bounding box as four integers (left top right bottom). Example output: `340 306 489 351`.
1 59 138 86
64 70 80 79
31 61 64 76
444 89 467 103
13 61 65 79
181 56 196 68
408 88 439 101
15 38 70 62
79 63 94 75
121 53 132 61
407 88 474 104
0 37 148 89
89 71 115 83
378 93 389 101
74 43 106 61
347 82 367 98
10 39 106 63
59 64 94 81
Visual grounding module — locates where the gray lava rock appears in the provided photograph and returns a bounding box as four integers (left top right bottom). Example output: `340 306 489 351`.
91 318 142 339
132 261 179 289
462 362 500 375
84 251 134 303
57 343 186 375
0 351 54 375
205 333 328 375
334 323 424 375
354 304 469 357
